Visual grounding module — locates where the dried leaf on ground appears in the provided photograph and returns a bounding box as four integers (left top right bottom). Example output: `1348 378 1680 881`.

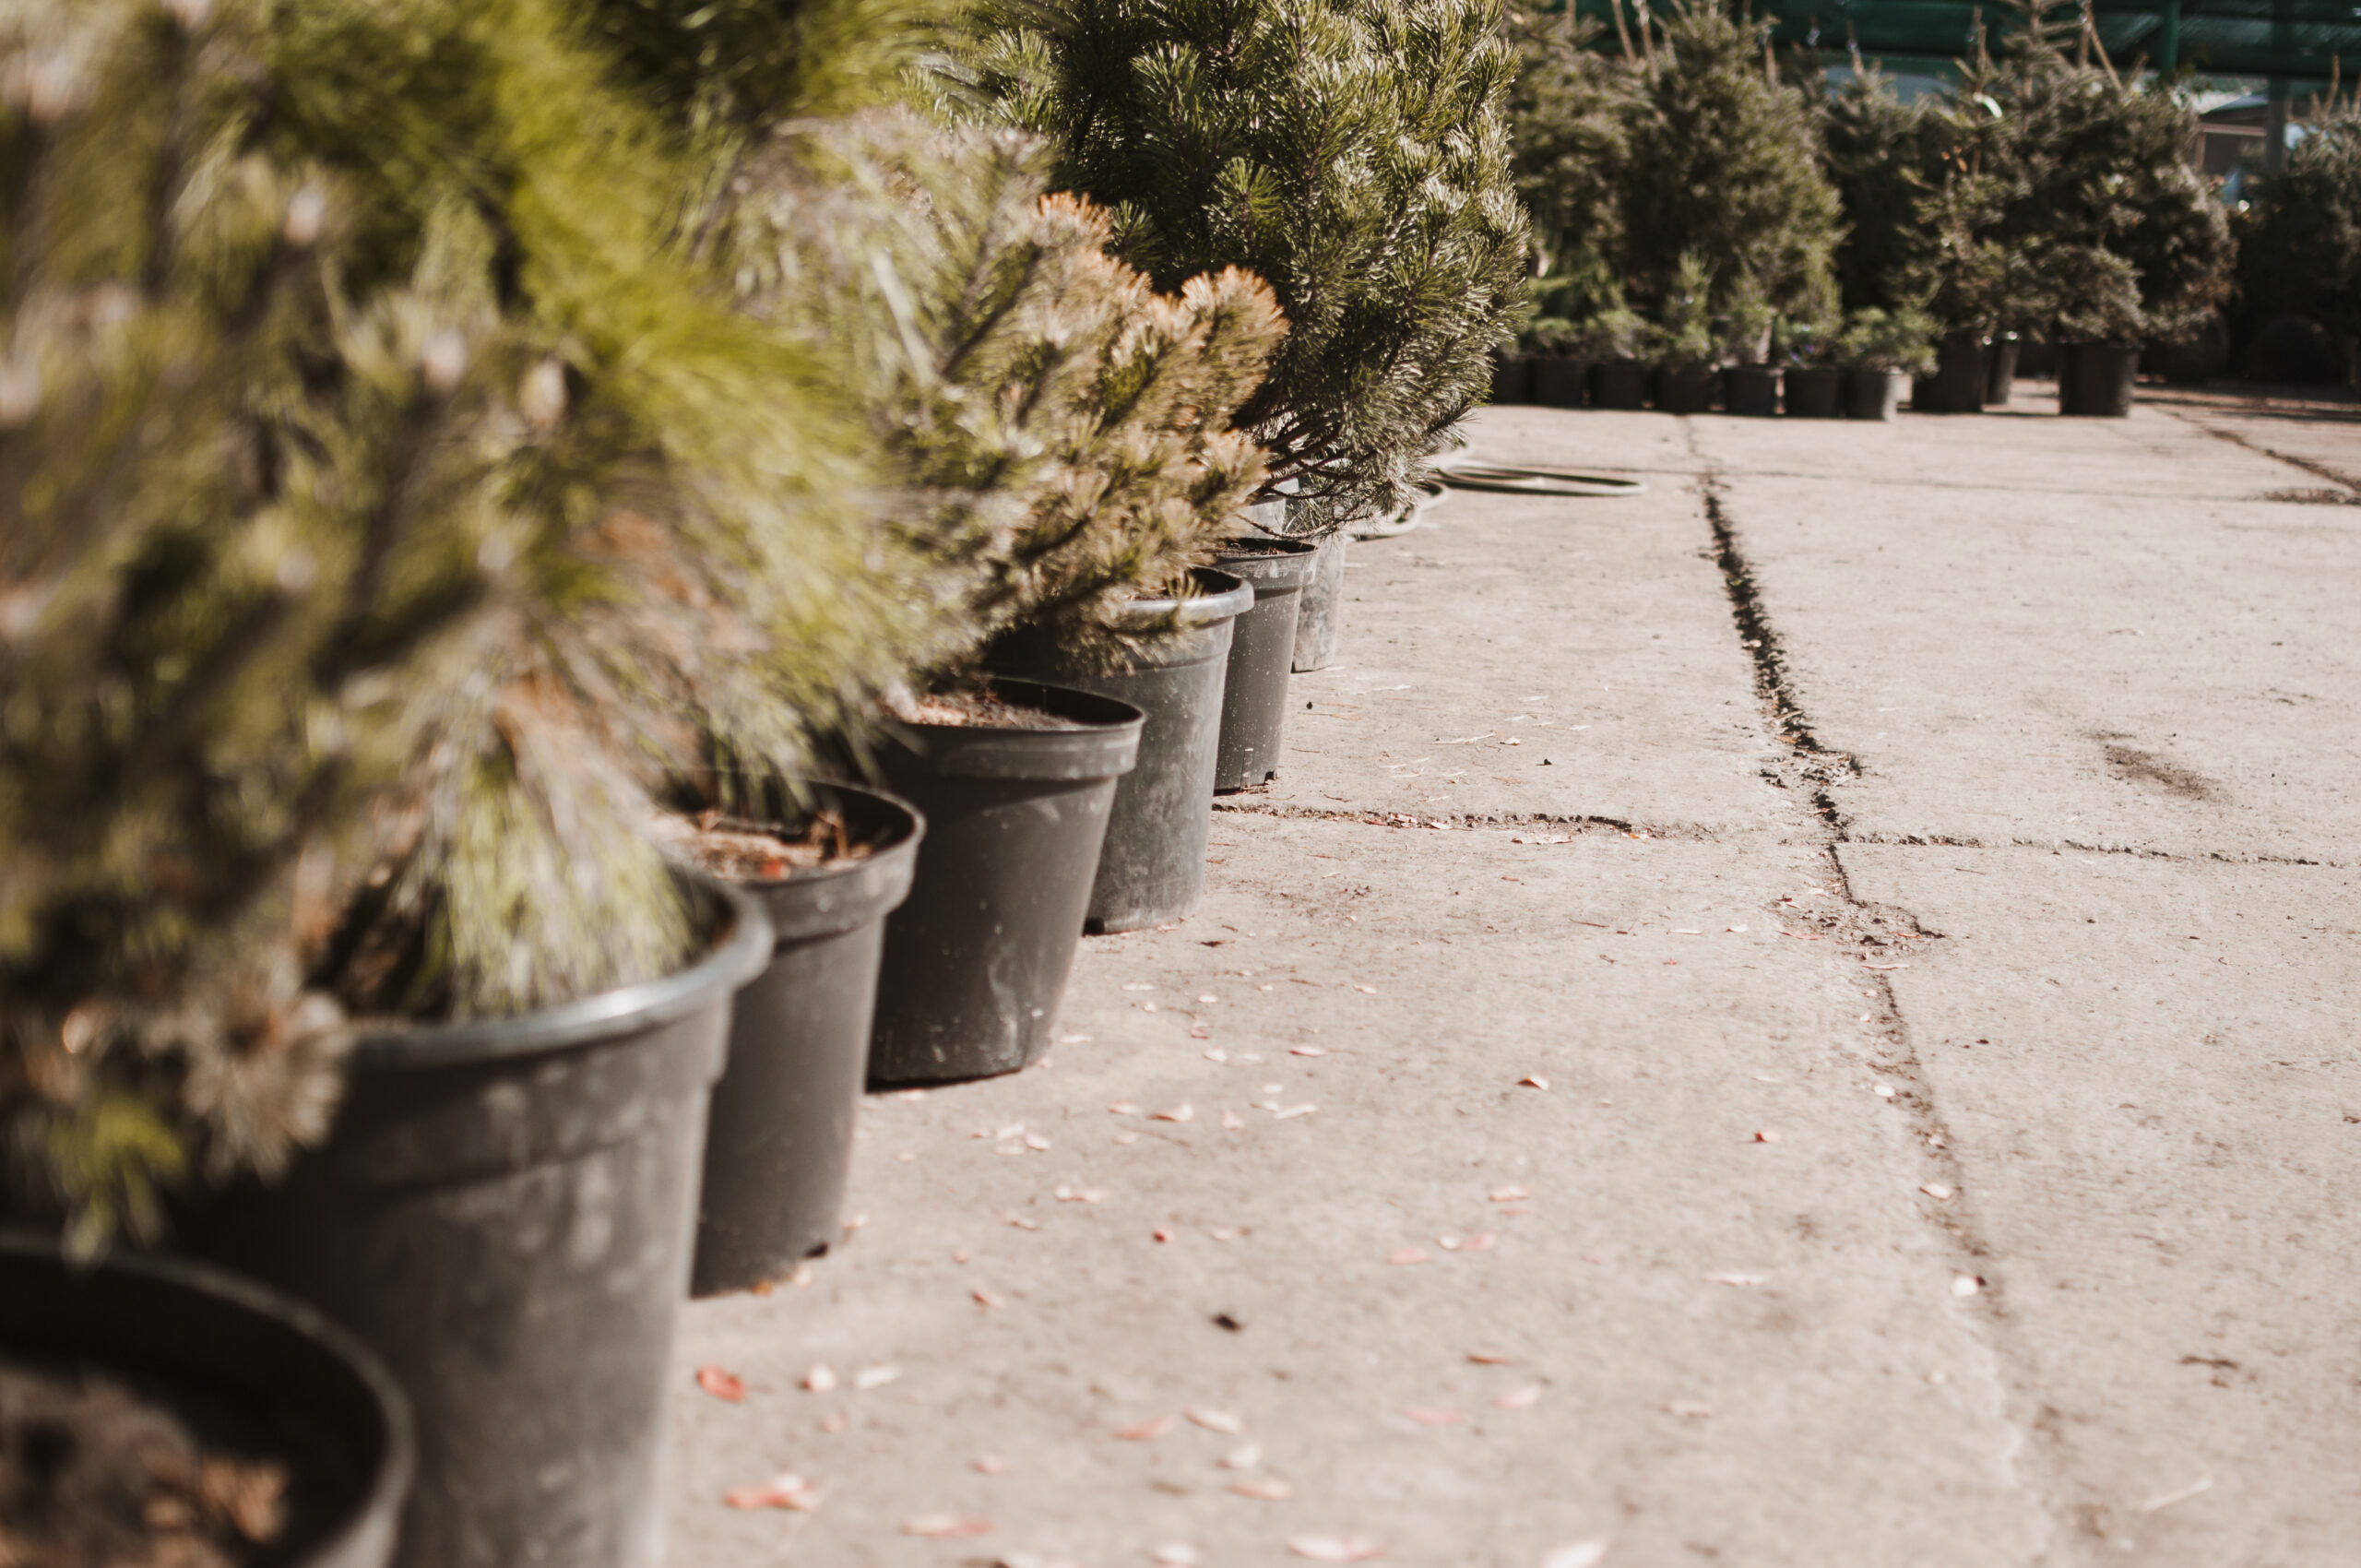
1387 1248 1430 1265
1274 1104 1317 1120
1463 1231 1498 1252
1116 1414 1179 1441
1952 1275 1983 1298
1109 1102 1142 1116
1007 1215 1040 1230
1703 1272 1766 1287
1290 1045 1329 1057
1153 1547 1202 1566
1467 1350 1513 1365
1187 1408 1246 1435
1233 1478 1296 1500
1404 1406 1465 1426
724 1473 816 1511
1289 1535 1386 1562
1920 1182 1954 1200
1054 1185 1107 1203
1489 1185 1529 1202
904 1514 995 1538
1221 1443 1264 1470
972 1287 1004 1309
1155 1104 1195 1123
803 1365 838 1393
853 1365 900 1391
695 1366 746 1402
1542 1543 1609 1568
1521 1075 1550 1090
1753 1129 1783 1144
1493 1385 1542 1409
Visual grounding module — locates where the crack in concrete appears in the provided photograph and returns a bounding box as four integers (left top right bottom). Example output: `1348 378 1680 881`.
2163 405 2361 495
1207 799 1716 839
1845 830 2338 868
1688 430 2068 1562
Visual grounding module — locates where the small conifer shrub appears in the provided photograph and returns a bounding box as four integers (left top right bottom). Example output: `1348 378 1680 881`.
960 0 1530 532
2237 102 2361 375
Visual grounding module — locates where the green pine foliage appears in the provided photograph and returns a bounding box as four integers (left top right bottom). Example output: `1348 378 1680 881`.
1616 0 1842 320
1507 9 1632 321
2237 104 2361 370
960 0 1530 532
1912 1 2231 343
0 0 974 1246
710 112 1283 675
1821 65 1937 314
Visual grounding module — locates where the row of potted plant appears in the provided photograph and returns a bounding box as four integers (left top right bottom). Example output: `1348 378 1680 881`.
1505 0 2236 418
0 2 1525 1567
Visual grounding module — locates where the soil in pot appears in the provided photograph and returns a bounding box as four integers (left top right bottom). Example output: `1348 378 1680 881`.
2060 342 2139 417
987 572 1250 932
0 1237 410 1568
1210 540 1320 791
657 783 922 1296
1488 351 1533 404
1725 365 1779 416
0 1359 293 1568
1783 365 1844 418
1591 361 1647 410
1530 357 1591 408
181 879 770 1568
1846 366 1905 421
1912 334 1988 412
1985 333 2021 403
867 680 1143 1079
1655 364 1719 414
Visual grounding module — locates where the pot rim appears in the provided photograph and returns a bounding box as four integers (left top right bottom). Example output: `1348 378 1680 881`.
688 778 924 893
0 1229 416 1567
1100 566 1253 629
349 878 772 1072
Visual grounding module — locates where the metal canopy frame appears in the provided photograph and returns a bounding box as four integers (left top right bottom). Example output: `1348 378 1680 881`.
1567 0 2357 90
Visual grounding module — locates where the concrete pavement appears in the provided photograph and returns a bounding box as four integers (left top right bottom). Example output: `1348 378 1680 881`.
665 387 2361 1567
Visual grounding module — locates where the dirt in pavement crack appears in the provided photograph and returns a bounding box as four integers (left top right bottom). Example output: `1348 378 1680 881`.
1692 431 2072 1547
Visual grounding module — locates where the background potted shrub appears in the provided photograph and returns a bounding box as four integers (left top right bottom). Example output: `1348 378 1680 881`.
1615 0 1842 342
1721 287 1782 415
966 0 1530 675
1510 10 1633 410
2233 100 2361 386
1653 255 1724 412
1583 306 1657 409
1837 306 1938 419
1775 312 1847 418
1525 317 1596 408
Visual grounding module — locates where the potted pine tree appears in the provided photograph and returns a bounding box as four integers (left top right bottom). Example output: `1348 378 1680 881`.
1616 0 1842 365
1583 306 1657 409
1721 289 1782 416
1509 10 1633 410
2236 102 2361 384
1776 313 1846 417
1837 306 1939 419
967 0 1531 682
1653 255 1724 412
0 6 987 1567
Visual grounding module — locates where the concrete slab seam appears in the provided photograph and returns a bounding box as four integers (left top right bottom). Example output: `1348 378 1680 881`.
2161 405 2361 498
1691 434 2075 1559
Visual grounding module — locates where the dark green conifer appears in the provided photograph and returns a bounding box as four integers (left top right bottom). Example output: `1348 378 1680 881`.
959 0 1531 530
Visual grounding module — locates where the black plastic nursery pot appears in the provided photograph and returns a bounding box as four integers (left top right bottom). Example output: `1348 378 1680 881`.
1725 364 1779 417
1488 350 1534 403
0 1234 413 1568
1847 366 1905 421
866 679 1144 1081
1209 539 1321 791
1290 532 1348 672
690 781 922 1297
989 573 1251 932
1985 332 2021 404
1530 356 1591 408
1912 334 1988 412
185 879 771 1568
1783 365 1845 418
1591 360 1648 410
1655 363 1719 413
2059 341 2139 417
